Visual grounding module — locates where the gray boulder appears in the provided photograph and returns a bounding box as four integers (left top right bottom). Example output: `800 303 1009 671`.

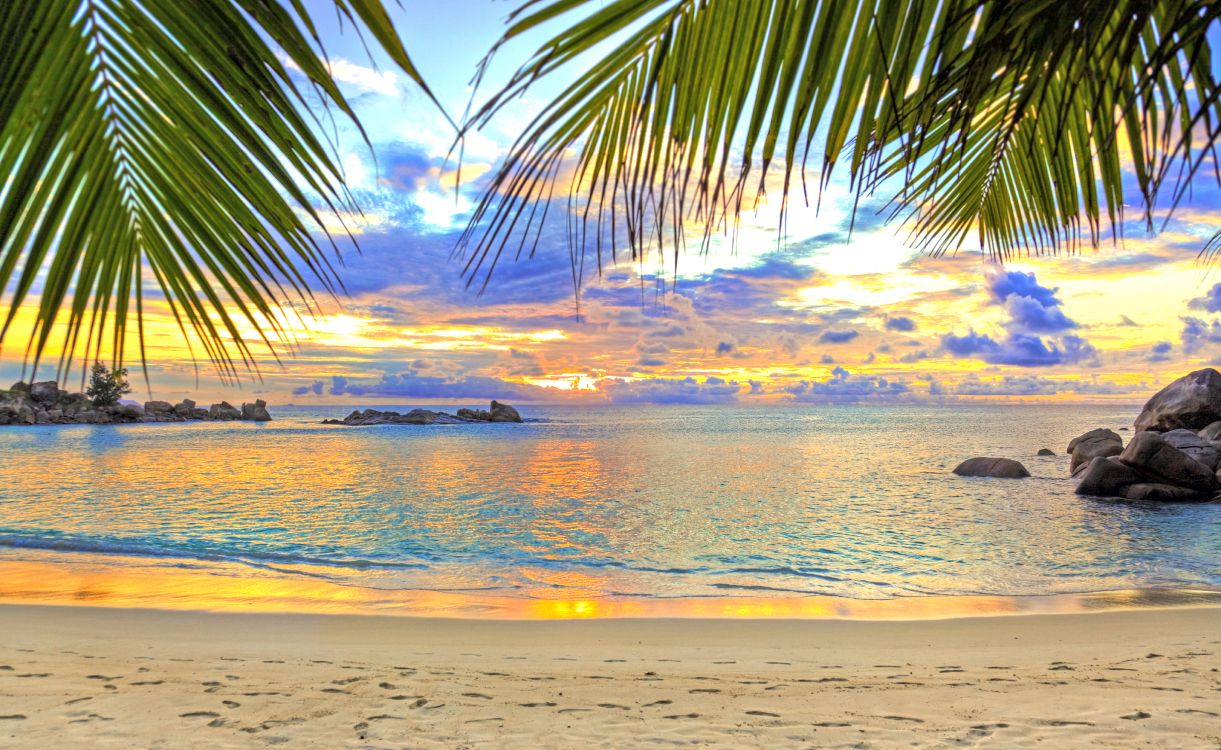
1037 448 1055 456
173 399 196 418
1067 428 1123 473
1118 431 1216 492
1160 428 1221 471
208 401 242 420
1199 421 1221 441
241 399 272 421
29 380 60 404
1075 456 1143 497
117 403 145 420
456 407 493 421
490 400 523 423
952 457 1031 478
1123 483 1209 502
8 381 31 394
1134 368 1221 432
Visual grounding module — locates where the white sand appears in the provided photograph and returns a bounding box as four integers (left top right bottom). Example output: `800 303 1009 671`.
1 604 1218 748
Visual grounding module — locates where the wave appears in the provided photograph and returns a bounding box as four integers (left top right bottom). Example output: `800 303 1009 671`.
0 530 429 575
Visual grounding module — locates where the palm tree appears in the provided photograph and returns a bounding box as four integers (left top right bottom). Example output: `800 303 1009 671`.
460 0 1220 284
0 0 440 383
3 1 1219 381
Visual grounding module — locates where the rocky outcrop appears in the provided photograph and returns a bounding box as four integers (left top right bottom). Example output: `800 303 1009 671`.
1134 368 1221 432
1075 457 1142 497
0 381 271 425
1076 430 1217 501
952 457 1031 478
324 401 525 427
241 399 272 422
1159 428 1221 471
1118 431 1216 493
1067 428 1124 473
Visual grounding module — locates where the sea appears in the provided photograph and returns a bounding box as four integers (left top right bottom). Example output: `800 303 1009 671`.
1 403 1218 618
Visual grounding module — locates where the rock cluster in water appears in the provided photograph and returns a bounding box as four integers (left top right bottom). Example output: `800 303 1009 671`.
322 400 523 426
955 368 1221 502
0 380 271 425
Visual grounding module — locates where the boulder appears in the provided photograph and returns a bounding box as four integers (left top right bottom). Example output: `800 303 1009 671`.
29 380 61 404
952 457 1031 478
1160 428 1221 471
456 407 493 421
173 399 196 418
1118 431 1216 492
489 400 522 423
1067 428 1123 473
1075 456 1142 497
1134 368 1221 432
1123 483 1209 502
240 399 272 421
208 401 242 420
117 403 145 420
1037 448 1055 456
1199 421 1221 441
8 381 30 394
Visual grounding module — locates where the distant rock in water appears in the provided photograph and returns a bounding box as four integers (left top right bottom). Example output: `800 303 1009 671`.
324 401 524 426
953 457 1030 478
1037 448 1055 456
0 381 271 425
1134 368 1221 432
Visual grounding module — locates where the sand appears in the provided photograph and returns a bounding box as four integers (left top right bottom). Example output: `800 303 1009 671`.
0 604 1218 748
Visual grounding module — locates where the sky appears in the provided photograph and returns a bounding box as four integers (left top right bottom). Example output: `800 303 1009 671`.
4 1 1221 406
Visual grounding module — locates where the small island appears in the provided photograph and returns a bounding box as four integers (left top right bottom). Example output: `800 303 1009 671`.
323 400 523 425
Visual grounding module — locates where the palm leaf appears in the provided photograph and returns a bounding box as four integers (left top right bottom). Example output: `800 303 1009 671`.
459 0 1221 287
0 0 439 383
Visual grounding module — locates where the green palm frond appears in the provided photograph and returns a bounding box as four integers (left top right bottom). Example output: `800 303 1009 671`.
0 0 439 383
459 0 1221 286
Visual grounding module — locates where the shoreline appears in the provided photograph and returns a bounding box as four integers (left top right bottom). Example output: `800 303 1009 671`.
2 603 1218 747
3 552 1221 621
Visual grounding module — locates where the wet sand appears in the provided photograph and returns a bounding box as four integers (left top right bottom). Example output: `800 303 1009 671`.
1 604 1218 748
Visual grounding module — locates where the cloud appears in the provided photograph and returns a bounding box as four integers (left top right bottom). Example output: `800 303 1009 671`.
715 341 735 356
1189 283 1221 313
819 330 859 344
784 367 910 403
323 369 561 401
1003 294 1076 332
292 380 325 396
1181 316 1221 354
940 330 1098 367
884 316 916 332
986 270 1060 308
1148 341 1174 362
598 376 744 404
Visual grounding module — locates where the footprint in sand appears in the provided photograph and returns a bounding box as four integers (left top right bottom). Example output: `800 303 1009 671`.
0 715 26 721
1121 711 1152 720
689 688 721 694
1040 720 1094 727
813 721 850 727
222 701 240 709
519 702 557 708
179 711 221 719
642 700 673 708
746 710 781 717
883 716 924 723
130 680 163 686
463 693 492 700
378 682 396 689
598 704 629 710
664 713 700 720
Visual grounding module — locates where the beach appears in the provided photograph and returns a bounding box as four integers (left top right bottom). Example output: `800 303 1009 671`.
2 604 1218 748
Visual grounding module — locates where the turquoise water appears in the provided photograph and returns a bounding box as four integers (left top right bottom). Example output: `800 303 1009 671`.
0 403 1218 606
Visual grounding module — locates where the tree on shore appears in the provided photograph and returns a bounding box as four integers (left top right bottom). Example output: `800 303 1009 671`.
85 362 131 408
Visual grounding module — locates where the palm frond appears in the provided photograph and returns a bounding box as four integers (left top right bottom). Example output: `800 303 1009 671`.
0 0 438 383
459 0 1221 287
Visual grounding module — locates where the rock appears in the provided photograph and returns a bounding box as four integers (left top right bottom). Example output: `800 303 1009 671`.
1160 428 1221 471
1134 368 1221 432
1075 456 1142 497
173 399 196 418
490 400 522 423
1067 428 1123 473
208 401 242 420
1122 483 1209 502
952 457 1031 478
240 399 272 421
8 381 30 394
456 407 493 421
117 403 145 420
1199 421 1221 441
29 381 60 404
1037 448 1055 456
1118 431 1216 492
